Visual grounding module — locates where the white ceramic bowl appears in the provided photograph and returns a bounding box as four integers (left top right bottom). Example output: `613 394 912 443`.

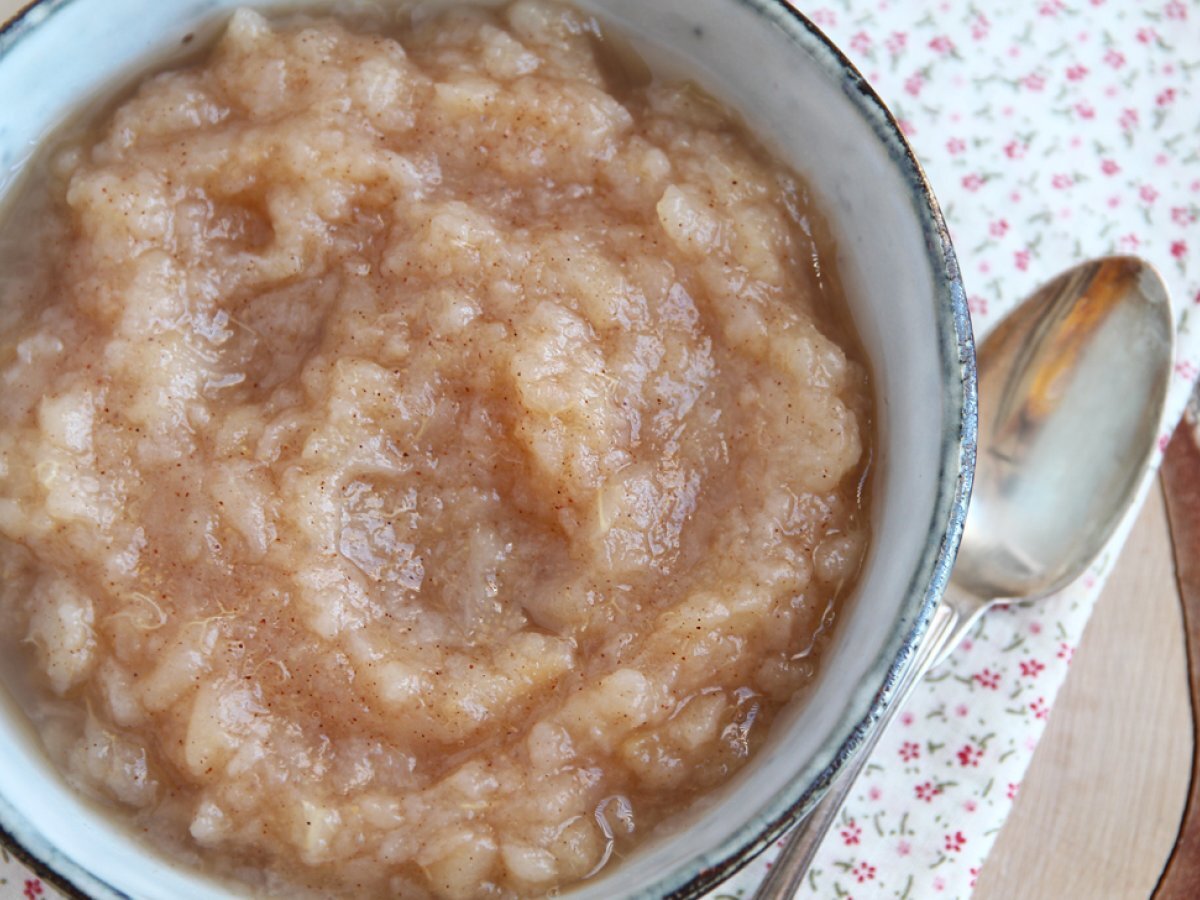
0 1 976 897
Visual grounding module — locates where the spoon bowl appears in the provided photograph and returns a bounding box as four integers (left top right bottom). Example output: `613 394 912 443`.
754 255 1174 898
957 256 1174 601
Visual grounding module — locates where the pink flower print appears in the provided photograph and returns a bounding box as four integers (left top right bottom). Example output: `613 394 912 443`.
1176 360 1197 381
955 703 970 718
1023 72 1047 92
1141 184 1160 204
944 831 967 853
1104 48 1126 69
1051 173 1074 190
898 118 916 137
1108 194 1122 209
900 710 915 726
1172 207 1195 226
971 866 981 888
964 799 978 812
1119 108 1139 131
850 31 872 55
1003 140 1026 160
806 8 835 28
1165 0 1188 20
1029 620 1043 635
974 668 1001 689
1057 642 1075 662
1039 0 1066 15
915 780 942 802
961 637 974 651
841 819 862 846
968 295 989 316
899 740 921 761
867 785 883 802
1014 248 1031 271
24 881 45 900
1172 240 1188 260
853 861 877 883
897 840 912 857
946 136 967 155
1157 88 1177 106
1066 64 1088 81
934 876 947 892
1030 696 1049 719
1137 27 1158 44
904 72 925 96
957 743 984 767
929 35 955 55
962 173 985 192
971 13 991 40
1101 158 1121 176
1020 658 1046 678
1007 781 1021 800
809 8 836 28
885 30 908 55
1075 101 1096 119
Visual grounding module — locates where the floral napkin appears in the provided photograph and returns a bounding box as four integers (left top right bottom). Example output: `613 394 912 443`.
2 0 1200 899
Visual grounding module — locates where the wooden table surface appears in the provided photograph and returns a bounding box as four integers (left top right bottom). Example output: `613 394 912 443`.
0 1 1193 896
974 480 1194 899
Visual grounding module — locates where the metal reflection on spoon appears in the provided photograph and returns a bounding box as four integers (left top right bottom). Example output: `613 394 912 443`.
956 257 1173 601
753 256 1174 899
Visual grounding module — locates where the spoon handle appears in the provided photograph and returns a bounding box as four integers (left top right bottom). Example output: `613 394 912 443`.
751 600 967 899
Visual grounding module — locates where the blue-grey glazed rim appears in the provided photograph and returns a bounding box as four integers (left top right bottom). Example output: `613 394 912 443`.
652 4 976 897
0 1 977 898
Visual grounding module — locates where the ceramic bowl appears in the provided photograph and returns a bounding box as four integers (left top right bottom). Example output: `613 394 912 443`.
0 1 976 897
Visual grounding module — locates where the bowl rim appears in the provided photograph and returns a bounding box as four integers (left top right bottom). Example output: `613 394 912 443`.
650 3 976 896
0 1 977 898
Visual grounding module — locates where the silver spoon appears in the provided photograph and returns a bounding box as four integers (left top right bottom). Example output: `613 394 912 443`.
754 256 1174 899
